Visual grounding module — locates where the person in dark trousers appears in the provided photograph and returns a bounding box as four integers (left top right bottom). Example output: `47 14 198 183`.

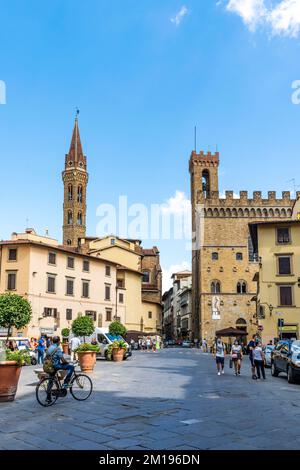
253 341 266 379
37 336 46 364
47 336 75 389
247 335 257 379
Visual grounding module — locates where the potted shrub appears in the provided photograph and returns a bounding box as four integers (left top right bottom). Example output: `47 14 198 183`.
108 339 127 362
71 316 97 372
109 320 127 337
61 328 70 355
74 342 100 372
0 293 32 402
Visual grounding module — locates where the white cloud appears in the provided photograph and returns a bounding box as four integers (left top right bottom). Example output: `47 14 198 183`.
226 0 266 31
170 5 189 26
160 190 191 215
162 261 191 293
268 0 300 37
224 0 300 37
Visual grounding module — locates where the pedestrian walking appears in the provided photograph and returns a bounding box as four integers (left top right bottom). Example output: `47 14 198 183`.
231 340 243 376
146 337 151 352
69 335 81 361
253 341 266 380
37 336 46 365
214 337 226 376
247 335 257 379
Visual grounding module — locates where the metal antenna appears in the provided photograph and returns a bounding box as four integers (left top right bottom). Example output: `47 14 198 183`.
194 126 197 153
286 178 300 196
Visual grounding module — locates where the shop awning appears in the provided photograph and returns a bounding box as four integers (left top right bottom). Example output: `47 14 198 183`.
215 327 248 337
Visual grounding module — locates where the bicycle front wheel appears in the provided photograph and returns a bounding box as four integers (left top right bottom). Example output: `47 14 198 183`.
36 377 59 407
70 373 93 401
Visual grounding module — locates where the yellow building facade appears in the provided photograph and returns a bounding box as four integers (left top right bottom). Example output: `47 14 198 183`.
87 236 162 334
250 201 300 344
0 230 123 338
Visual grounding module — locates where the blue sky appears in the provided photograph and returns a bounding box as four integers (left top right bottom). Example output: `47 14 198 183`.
1 0 300 290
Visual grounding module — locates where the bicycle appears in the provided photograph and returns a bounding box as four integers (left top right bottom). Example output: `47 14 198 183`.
36 361 93 407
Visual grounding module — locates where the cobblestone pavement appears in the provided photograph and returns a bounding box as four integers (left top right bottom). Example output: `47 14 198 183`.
1 349 300 450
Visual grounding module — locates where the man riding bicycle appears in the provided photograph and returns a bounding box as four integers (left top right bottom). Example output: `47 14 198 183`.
47 336 74 389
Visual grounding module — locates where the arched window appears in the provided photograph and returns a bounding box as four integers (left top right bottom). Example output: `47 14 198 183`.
142 271 150 283
77 185 83 203
211 280 221 294
68 185 73 201
77 211 82 225
67 210 73 225
202 170 210 198
237 281 247 294
67 239 72 246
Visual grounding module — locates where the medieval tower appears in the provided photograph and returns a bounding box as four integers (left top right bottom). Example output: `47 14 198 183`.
189 150 297 344
62 117 89 247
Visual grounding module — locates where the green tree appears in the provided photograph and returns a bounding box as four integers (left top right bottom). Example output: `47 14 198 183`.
109 321 127 337
71 316 94 342
61 328 70 341
0 293 32 340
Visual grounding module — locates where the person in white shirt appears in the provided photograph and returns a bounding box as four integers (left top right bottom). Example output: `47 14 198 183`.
231 340 243 376
69 336 81 361
214 338 226 376
253 341 266 379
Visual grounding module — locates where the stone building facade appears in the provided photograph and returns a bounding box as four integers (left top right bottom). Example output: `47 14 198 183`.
189 150 297 344
140 247 162 305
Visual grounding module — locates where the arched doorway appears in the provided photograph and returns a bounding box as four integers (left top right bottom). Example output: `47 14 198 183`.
236 318 247 345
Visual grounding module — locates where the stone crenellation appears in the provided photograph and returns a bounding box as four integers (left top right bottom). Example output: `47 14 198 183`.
197 190 299 205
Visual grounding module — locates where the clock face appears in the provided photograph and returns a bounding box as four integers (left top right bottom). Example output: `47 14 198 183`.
79 161 83 167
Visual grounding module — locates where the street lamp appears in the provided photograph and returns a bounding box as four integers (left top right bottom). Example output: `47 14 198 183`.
259 302 273 317
269 304 273 316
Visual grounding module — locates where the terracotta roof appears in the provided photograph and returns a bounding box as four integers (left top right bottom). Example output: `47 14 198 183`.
0 239 118 265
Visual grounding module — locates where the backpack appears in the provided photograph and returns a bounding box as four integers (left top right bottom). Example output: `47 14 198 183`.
43 347 59 375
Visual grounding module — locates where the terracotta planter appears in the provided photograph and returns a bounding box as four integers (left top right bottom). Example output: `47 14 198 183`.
0 361 22 402
62 343 69 355
112 348 125 362
77 351 96 373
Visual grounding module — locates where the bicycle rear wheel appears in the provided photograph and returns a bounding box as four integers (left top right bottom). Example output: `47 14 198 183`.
70 373 93 401
36 377 60 407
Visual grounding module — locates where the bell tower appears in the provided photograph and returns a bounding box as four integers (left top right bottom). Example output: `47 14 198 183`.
62 116 89 247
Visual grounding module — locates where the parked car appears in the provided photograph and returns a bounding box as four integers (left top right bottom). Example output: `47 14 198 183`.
182 340 192 348
165 339 176 347
271 339 300 383
87 328 132 360
263 344 274 367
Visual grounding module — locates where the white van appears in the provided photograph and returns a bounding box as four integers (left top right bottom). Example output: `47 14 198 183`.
90 328 132 360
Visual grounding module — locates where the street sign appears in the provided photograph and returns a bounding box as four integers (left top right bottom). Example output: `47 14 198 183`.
277 319 284 328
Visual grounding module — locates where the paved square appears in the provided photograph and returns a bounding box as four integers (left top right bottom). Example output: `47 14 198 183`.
1 349 300 450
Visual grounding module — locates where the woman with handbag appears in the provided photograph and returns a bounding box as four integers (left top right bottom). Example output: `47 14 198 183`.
231 340 243 376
